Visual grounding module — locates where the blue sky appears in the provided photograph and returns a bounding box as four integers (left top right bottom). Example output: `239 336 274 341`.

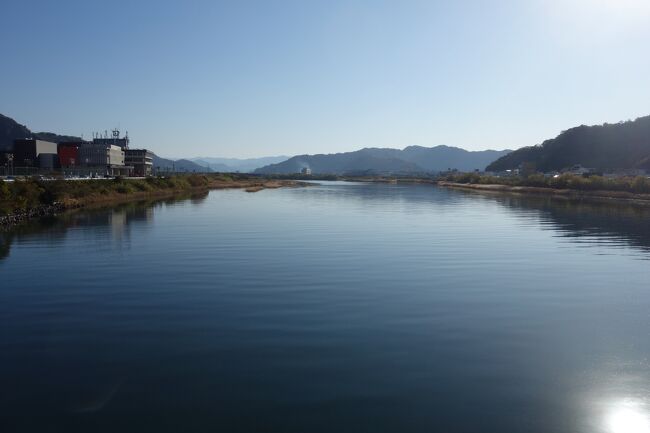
1 0 649 158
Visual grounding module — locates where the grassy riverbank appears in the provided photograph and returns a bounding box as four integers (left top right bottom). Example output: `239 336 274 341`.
0 174 305 222
440 172 650 194
304 172 650 205
438 175 650 206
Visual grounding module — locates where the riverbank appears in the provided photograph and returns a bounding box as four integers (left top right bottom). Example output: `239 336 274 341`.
438 181 650 206
0 174 307 226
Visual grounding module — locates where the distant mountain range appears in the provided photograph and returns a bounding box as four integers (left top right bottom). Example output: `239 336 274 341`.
6 110 649 176
151 155 212 173
255 146 512 175
190 156 289 173
487 115 650 172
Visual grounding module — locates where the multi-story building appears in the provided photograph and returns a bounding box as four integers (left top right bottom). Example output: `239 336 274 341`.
125 149 154 177
58 142 84 169
7 129 151 177
78 143 131 176
13 139 59 170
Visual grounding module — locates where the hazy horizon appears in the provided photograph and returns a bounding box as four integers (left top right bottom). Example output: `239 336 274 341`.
2 0 649 158
6 111 647 162
185 143 513 161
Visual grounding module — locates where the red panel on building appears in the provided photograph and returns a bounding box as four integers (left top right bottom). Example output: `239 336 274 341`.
58 143 80 167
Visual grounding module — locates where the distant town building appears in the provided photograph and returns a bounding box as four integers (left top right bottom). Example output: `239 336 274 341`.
125 149 154 177
301 167 312 175
13 139 58 169
565 165 595 176
604 168 648 178
486 169 519 177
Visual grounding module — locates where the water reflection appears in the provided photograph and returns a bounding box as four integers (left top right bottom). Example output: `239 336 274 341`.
578 363 650 433
309 183 650 258
2 185 650 261
605 398 650 433
1 183 649 432
443 189 650 256
0 193 208 262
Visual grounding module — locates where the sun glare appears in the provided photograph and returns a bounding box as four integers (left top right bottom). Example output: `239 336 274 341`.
544 0 650 43
606 401 650 433
575 0 650 14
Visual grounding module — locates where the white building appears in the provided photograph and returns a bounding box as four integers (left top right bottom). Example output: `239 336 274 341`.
78 143 131 176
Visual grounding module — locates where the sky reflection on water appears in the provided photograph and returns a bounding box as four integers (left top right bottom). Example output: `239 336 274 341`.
1 183 649 433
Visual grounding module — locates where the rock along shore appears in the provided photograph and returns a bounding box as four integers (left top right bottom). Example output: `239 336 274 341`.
0 202 69 226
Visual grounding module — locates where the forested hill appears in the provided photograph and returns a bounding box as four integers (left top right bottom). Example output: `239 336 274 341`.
487 116 650 172
0 113 81 151
0 114 31 151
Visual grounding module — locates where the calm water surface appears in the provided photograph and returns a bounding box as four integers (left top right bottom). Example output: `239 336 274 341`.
1 182 650 432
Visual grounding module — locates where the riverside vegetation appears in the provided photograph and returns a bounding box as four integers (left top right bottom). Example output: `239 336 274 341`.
439 172 650 206
0 174 303 224
441 172 650 194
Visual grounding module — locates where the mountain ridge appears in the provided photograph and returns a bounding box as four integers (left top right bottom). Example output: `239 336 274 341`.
190 156 289 173
1 113 83 151
487 115 650 172
255 146 511 175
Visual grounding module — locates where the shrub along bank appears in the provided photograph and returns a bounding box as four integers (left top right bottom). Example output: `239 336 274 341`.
0 175 213 217
440 173 650 194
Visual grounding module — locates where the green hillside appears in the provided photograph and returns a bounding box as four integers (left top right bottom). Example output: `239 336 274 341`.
487 116 650 172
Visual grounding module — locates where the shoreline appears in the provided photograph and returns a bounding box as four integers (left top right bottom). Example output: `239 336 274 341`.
438 181 650 206
0 178 307 227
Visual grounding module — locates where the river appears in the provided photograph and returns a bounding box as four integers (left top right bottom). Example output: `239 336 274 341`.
1 181 649 432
